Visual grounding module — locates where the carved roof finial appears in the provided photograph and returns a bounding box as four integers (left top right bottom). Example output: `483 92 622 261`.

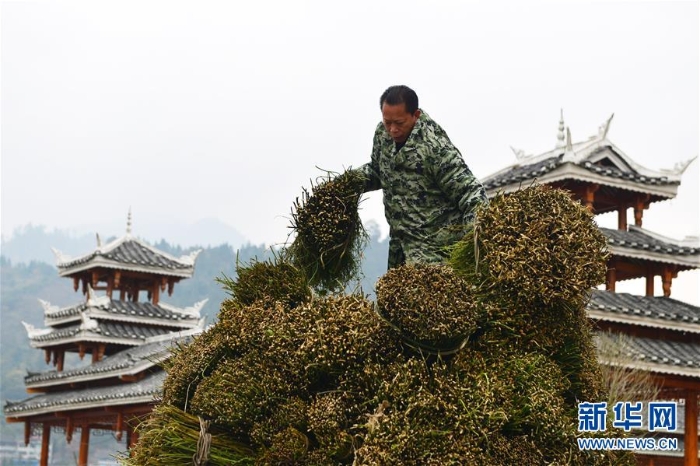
556 109 566 149
599 113 615 140
126 208 132 236
96 233 102 250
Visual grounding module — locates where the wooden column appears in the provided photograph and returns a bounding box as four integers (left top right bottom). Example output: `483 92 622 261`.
646 268 655 297
120 287 126 301
617 207 627 230
107 275 114 299
116 413 124 441
40 424 50 466
584 184 600 212
56 351 65 372
79 425 90 466
662 266 673 298
685 390 698 466
73 277 80 292
152 280 160 305
634 194 650 227
66 416 74 443
92 344 106 363
24 421 31 445
606 264 616 292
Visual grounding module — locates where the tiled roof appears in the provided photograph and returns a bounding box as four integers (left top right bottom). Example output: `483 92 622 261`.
483 155 676 191
483 155 562 190
4 372 165 417
596 332 700 378
56 236 198 278
588 291 700 331
25 334 194 387
44 299 200 325
602 228 700 257
29 321 176 346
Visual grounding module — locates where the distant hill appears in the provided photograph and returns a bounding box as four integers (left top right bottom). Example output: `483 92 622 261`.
0 218 248 265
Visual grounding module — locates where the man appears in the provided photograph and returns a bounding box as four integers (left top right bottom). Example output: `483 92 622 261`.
358 85 487 268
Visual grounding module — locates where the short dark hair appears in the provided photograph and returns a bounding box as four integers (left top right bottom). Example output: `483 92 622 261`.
380 85 419 114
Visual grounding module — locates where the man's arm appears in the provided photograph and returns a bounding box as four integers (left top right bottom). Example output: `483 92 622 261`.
429 145 487 224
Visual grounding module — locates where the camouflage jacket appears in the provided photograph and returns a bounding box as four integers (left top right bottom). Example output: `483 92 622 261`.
357 110 486 268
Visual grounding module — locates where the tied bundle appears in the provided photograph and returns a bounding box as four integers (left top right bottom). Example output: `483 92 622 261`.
289 169 367 292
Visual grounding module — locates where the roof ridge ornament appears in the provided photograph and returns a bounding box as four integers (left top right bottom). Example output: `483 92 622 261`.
179 249 202 266
80 312 99 331
96 233 102 251
562 127 577 162
660 155 698 176
21 321 52 339
176 298 209 317
38 299 60 315
51 247 71 265
126 208 132 237
556 109 566 149
598 113 614 140
86 285 111 307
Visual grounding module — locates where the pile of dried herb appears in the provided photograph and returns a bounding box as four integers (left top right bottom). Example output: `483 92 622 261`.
126 182 635 465
288 169 367 292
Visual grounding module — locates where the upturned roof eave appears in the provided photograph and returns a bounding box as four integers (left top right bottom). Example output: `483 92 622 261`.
587 310 700 334
4 393 160 419
44 308 200 329
608 245 700 268
57 257 194 278
25 358 164 390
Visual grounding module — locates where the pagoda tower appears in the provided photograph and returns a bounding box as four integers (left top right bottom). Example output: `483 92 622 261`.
482 112 700 466
4 214 207 466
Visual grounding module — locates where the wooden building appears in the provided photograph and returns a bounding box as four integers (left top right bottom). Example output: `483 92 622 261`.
482 112 700 465
4 217 206 466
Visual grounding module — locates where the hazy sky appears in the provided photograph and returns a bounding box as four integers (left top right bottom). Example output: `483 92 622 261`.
1 1 698 302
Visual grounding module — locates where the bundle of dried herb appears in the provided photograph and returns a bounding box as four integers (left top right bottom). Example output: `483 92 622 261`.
122 404 255 466
217 253 311 309
450 184 609 308
288 169 367 292
375 263 480 352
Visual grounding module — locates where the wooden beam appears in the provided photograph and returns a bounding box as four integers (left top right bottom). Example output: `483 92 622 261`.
40 424 50 466
686 390 698 466
79 425 90 466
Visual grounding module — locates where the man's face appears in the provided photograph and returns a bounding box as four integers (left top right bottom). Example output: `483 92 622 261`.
381 103 420 144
